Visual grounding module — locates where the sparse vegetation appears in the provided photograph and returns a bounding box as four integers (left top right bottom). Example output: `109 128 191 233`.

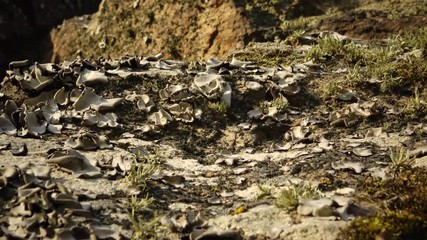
376 56 427 93
129 195 154 215
285 29 306 47
306 28 427 97
389 146 415 169
256 184 273 200
4 1 427 239
305 35 345 63
208 101 229 116
124 154 161 239
127 195 160 239
404 87 427 118
129 211 160 240
341 166 427 239
342 211 426 240
275 182 323 212
280 17 318 32
259 94 288 112
124 155 159 191
323 79 342 97
345 62 364 87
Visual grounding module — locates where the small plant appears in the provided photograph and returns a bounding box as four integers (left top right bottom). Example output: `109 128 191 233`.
341 211 427 240
285 29 306 47
345 62 364 87
208 101 228 115
404 86 427 118
392 28 427 51
375 56 427 93
125 161 161 239
124 155 160 191
342 42 371 65
389 146 415 168
256 185 273 200
129 195 154 216
340 167 427 239
259 94 288 112
323 80 341 97
305 35 344 62
275 182 323 212
128 206 160 239
280 17 317 32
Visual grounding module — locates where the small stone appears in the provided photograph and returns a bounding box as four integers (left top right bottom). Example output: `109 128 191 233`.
235 177 246 185
245 148 255 153
297 198 334 217
336 187 355 195
233 168 248 175
208 197 221 205
246 81 263 90
220 192 234 198
311 147 324 153
225 158 237 166
297 205 313 216
238 122 252 130
10 143 28 156
337 89 358 102
313 205 334 217
332 160 364 174
292 143 306 149
353 147 372 157
160 215 177 232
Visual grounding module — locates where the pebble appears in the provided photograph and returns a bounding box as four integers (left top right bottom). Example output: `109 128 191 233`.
233 168 248 175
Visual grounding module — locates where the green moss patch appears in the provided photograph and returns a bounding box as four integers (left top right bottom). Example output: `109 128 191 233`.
340 166 427 240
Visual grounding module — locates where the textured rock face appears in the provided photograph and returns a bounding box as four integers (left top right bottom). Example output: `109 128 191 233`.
50 0 252 62
49 0 336 62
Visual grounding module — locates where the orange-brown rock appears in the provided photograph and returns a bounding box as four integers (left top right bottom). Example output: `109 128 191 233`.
49 0 335 62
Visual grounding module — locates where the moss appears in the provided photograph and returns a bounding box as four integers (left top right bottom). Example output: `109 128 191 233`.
305 35 345 63
377 56 427 93
342 211 427 240
231 43 296 67
322 78 342 98
305 29 427 97
403 87 427 119
256 185 273 200
259 94 288 112
208 101 228 116
392 28 427 51
285 29 306 47
280 17 318 32
340 167 427 239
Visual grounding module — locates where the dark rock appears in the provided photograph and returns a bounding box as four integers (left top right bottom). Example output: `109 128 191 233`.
0 0 102 79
